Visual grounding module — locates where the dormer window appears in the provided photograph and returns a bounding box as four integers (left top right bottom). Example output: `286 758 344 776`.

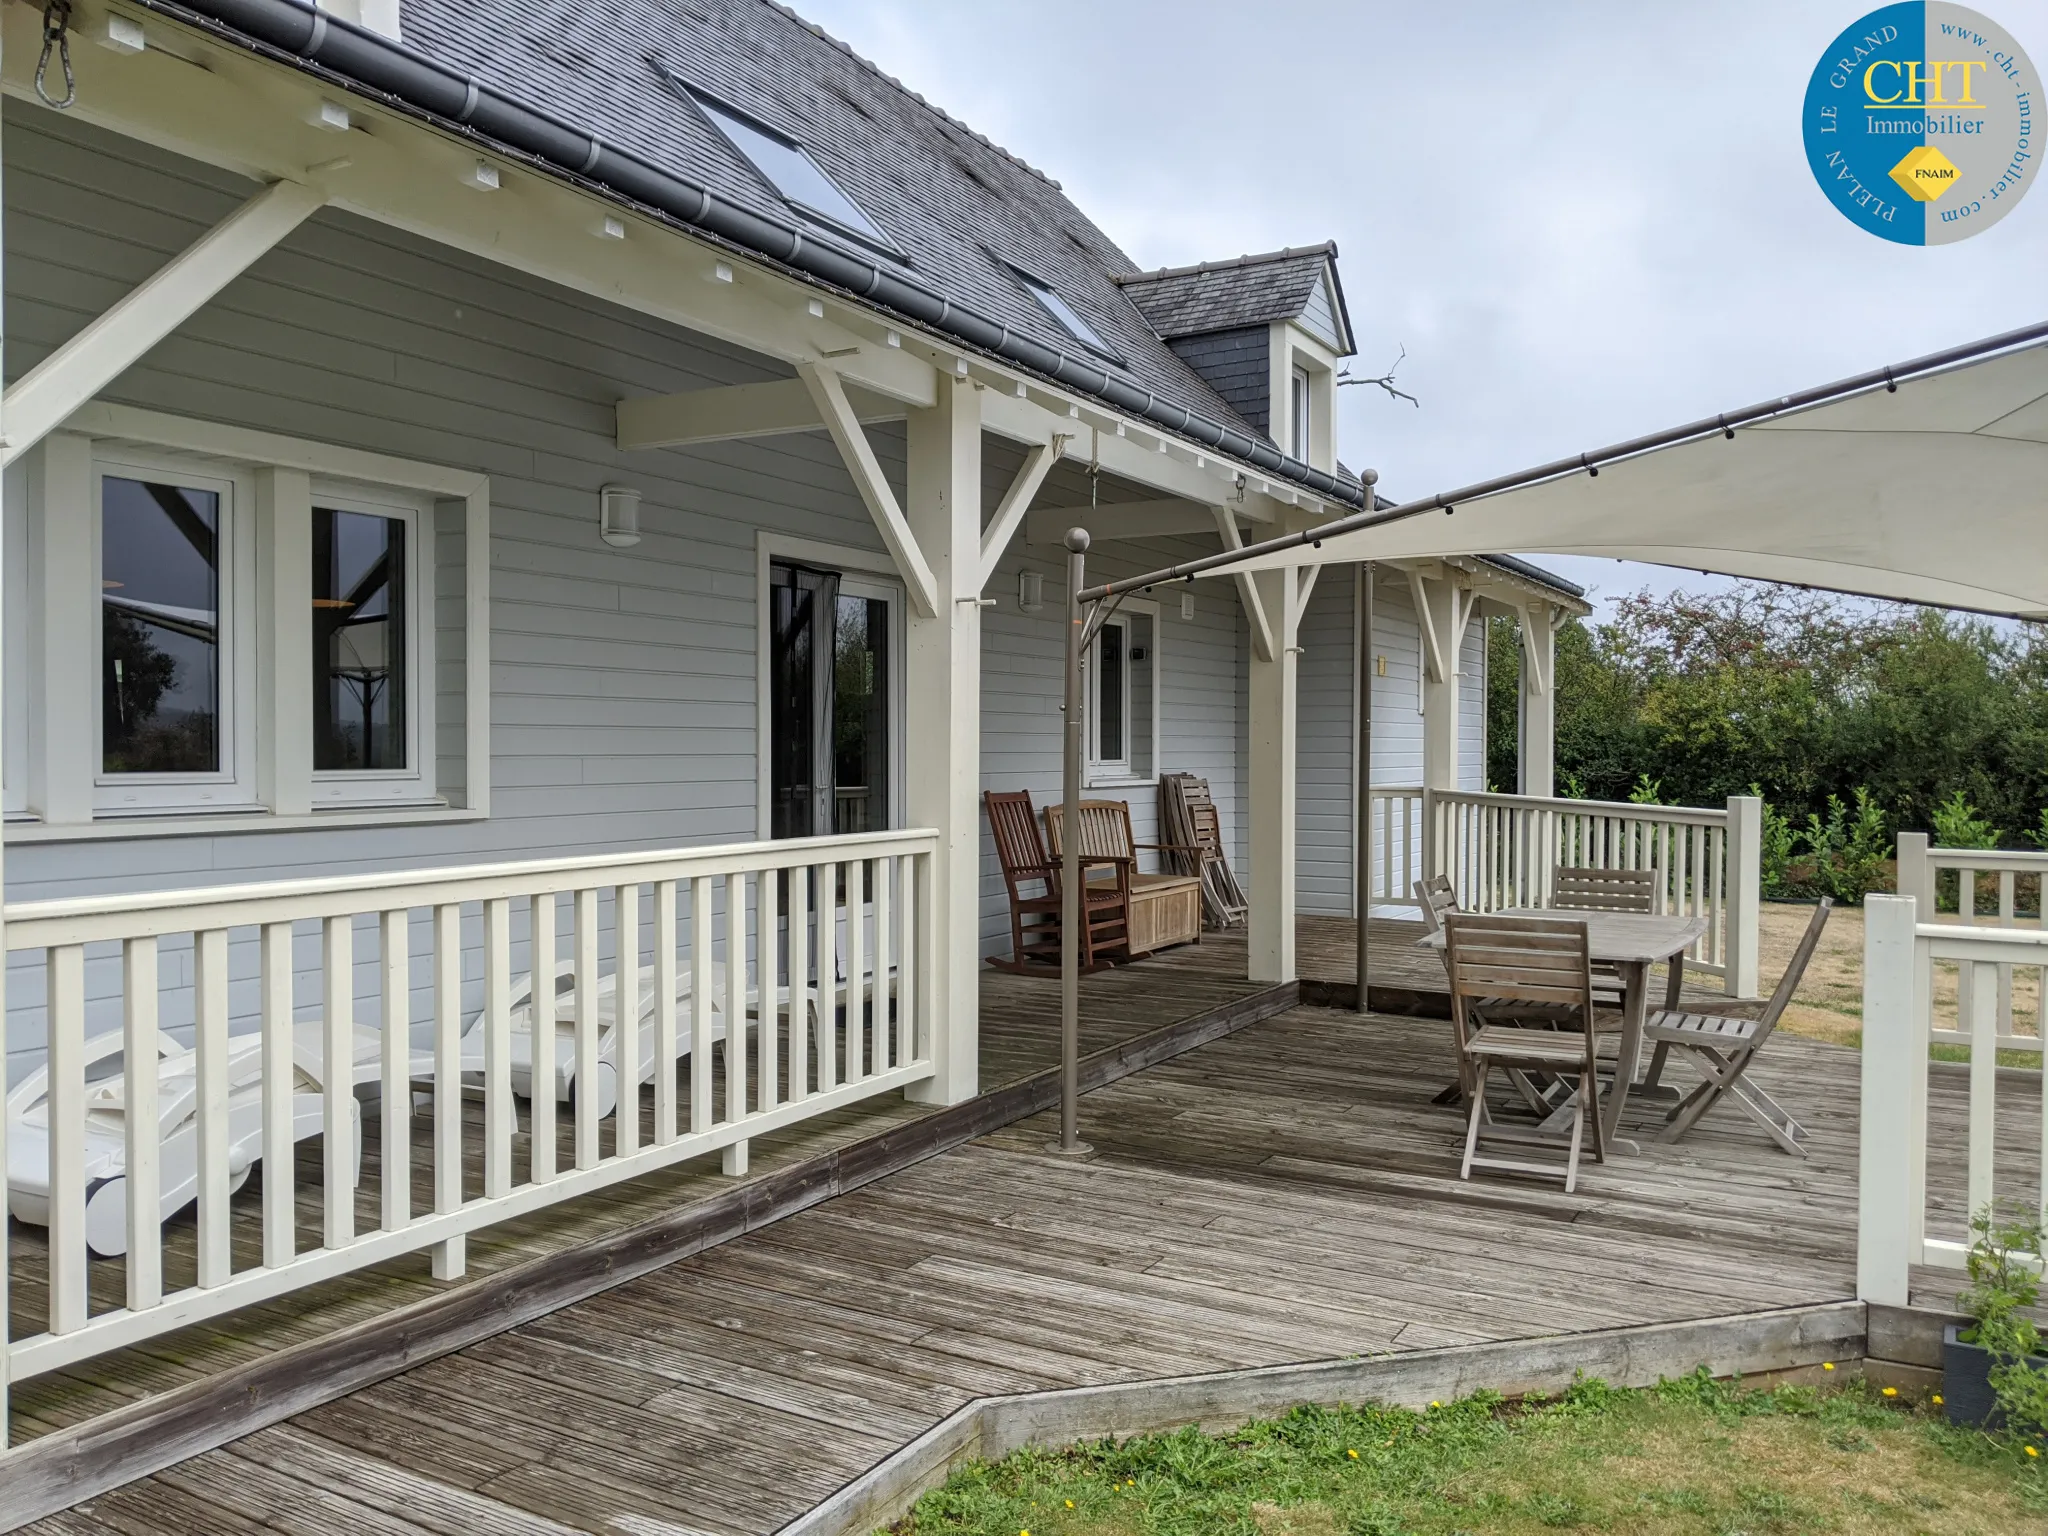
666 71 891 248
1012 268 1119 360
1290 364 1312 460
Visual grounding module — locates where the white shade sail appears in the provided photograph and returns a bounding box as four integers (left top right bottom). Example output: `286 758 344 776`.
1220 336 2048 618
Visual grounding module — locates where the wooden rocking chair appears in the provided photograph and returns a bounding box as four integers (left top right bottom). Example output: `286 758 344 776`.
983 790 1131 974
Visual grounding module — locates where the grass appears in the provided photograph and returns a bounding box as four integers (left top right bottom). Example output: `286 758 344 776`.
891 1374 2048 1536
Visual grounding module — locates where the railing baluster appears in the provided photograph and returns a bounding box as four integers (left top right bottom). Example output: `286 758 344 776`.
123 937 162 1309
322 915 355 1251
757 868 779 1114
484 897 514 1198
786 863 810 1103
689 876 714 1135
1968 959 1999 1219
722 876 744 1126
380 910 411 1231
432 903 465 1280
875 854 895 1069
1998 871 2016 1043
655 880 679 1145
260 922 295 1270
817 862 838 1094
906 853 926 1063
47 945 87 1333
194 928 232 1289
614 883 640 1158
528 892 556 1185
574 889 601 1171
846 857 866 1084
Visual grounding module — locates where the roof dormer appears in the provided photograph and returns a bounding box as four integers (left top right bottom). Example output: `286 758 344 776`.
1115 244 1354 471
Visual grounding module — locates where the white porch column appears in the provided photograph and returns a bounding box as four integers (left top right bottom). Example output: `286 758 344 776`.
903 376 982 1103
1516 601 1556 797
1248 565 1303 983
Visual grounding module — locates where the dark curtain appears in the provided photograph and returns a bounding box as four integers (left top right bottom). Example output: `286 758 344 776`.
769 562 839 838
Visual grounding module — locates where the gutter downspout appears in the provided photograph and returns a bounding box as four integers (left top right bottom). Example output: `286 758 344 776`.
142 0 1366 511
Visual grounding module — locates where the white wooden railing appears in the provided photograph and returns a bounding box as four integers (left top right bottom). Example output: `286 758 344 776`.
1859 892 2047 1305
0 829 935 1431
1414 789 1761 996
1365 786 1427 906
1896 833 2048 1053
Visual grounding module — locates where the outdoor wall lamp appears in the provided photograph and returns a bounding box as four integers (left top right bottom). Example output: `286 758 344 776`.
599 484 643 547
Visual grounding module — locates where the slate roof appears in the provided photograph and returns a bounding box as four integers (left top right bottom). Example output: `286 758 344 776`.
1117 245 1353 348
378 0 1290 457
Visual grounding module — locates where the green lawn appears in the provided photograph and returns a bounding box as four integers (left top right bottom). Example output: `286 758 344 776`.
892 1374 2047 1536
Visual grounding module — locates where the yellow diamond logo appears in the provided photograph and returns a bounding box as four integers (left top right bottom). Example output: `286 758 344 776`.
1889 145 1960 203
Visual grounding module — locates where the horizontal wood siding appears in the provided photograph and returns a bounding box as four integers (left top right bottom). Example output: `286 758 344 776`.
1 107 900 1067
1292 568 1432 918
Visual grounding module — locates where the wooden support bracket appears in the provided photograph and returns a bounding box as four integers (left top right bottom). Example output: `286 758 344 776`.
5 178 326 468
797 361 940 617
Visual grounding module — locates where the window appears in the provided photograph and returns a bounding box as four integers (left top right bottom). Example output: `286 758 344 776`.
9 409 489 834
93 453 253 813
768 561 898 837
1290 364 1312 461
1013 268 1117 359
311 489 429 800
1085 603 1158 784
685 87 891 247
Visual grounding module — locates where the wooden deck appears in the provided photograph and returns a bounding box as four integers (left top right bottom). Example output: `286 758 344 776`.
5 935 1265 1448
17 918 2036 1535
27 981 1894 1536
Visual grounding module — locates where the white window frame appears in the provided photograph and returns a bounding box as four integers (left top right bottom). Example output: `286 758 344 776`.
309 480 437 807
1290 364 1313 461
9 404 491 840
755 532 906 839
1084 595 1162 789
91 447 258 815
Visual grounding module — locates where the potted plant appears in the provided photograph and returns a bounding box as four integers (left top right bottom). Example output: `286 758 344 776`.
1944 1204 2048 1431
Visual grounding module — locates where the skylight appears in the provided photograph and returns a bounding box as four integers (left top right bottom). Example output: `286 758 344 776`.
691 94 889 246
1014 269 1114 356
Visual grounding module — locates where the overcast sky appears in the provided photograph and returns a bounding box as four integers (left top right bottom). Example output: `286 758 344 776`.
797 0 2048 620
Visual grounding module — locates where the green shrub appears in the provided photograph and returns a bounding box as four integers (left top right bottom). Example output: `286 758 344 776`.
1794 787 1890 903
1755 785 1799 899
1959 1204 2048 1441
1934 788 2001 850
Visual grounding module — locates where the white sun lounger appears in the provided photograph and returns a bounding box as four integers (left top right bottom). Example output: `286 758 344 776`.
6 1021 417 1259
454 961 739 1121
455 956 900 1120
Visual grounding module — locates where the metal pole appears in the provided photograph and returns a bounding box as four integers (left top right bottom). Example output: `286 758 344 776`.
1355 560 1374 1014
1053 528 1092 1155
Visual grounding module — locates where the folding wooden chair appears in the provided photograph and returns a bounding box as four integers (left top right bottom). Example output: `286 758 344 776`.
1639 898 1831 1156
1552 865 1655 1005
1551 866 1658 913
1443 912 1605 1193
1416 875 1568 1114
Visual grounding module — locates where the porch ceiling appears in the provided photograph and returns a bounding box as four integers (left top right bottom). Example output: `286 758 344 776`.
1219 332 2048 618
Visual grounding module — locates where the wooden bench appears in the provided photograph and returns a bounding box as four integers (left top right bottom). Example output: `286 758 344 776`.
1045 799 1203 958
